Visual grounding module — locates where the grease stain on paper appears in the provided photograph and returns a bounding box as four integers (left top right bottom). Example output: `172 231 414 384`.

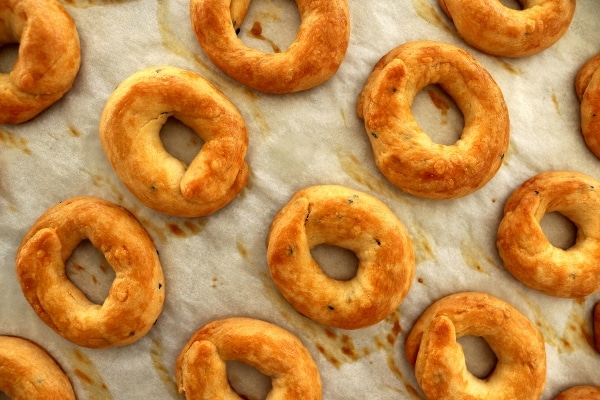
86 172 125 204
68 125 82 137
237 237 250 261
242 88 270 137
248 21 281 53
561 299 596 354
495 58 523 75
155 0 218 79
459 236 498 275
259 271 421 398
515 292 596 354
426 86 450 119
69 349 113 400
552 92 561 115
138 216 167 243
0 128 31 154
163 219 207 240
411 0 453 34
410 223 436 265
211 276 224 288
241 0 296 53
150 338 181 399
337 150 410 206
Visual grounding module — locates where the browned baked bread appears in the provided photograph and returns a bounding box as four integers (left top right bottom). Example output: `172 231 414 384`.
15 197 165 348
175 317 321 399
0 0 80 123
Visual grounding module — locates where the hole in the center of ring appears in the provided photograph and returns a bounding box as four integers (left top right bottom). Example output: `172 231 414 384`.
311 244 359 281
239 0 300 54
160 117 204 166
540 211 577 250
0 43 19 74
457 335 498 379
412 84 464 146
499 0 523 10
66 240 115 305
226 360 273 400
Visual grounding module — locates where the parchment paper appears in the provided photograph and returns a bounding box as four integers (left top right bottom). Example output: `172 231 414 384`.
1 0 599 399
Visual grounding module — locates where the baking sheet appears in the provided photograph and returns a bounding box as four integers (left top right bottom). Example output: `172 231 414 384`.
1 0 600 398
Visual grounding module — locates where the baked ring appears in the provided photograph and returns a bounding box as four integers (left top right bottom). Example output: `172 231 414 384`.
15 196 165 348
405 292 546 400
175 317 321 399
266 185 415 329
0 0 80 124
575 54 600 159
555 385 600 400
99 66 249 218
0 336 76 399
439 0 576 57
496 171 600 298
189 0 350 93
357 40 509 199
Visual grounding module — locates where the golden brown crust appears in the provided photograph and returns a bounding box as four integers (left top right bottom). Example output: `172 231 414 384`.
99 66 249 218
15 197 165 348
497 171 600 298
0 0 80 124
439 0 576 57
405 292 546 400
575 54 600 158
555 385 600 400
0 336 76 400
189 0 350 93
175 317 322 400
266 185 415 329
357 40 509 199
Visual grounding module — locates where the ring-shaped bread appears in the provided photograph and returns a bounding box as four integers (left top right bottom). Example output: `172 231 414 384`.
15 196 165 348
0 336 76 399
266 185 415 329
0 0 80 124
99 66 249 218
575 54 600 159
189 0 350 93
357 40 509 199
439 0 576 57
496 171 600 298
175 317 322 400
405 292 546 400
555 385 600 400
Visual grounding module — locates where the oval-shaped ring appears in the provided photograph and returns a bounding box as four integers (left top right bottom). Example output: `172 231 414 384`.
0 336 76 399
189 0 350 93
0 0 81 124
405 292 546 400
497 171 600 298
99 66 249 218
357 40 509 199
266 185 415 329
15 197 165 348
439 0 576 57
575 54 600 159
175 317 322 399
